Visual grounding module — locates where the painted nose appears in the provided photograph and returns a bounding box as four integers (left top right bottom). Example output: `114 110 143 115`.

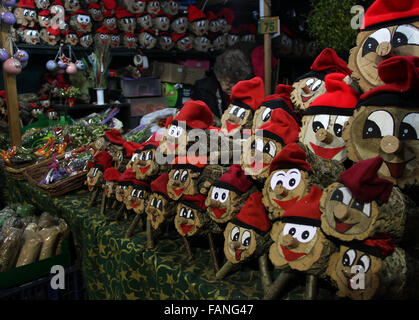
380 135 401 154
376 41 393 58
302 84 311 94
283 234 298 249
315 128 333 144
334 205 349 220
275 185 288 197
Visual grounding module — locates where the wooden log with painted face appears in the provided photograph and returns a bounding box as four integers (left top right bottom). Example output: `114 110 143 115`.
187 5 208 37
86 150 114 193
161 0 179 17
205 164 255 223
242 108 300 182
64 0 80 13
101 167 120 215
262 143 313 221
125 178 150 238
220 77 265 137
326 233 419 300
116 6 136 34
223 192 272 265
69 10 92 34
122 0 146 15
348 0 419 93
92 129 125 157
132 134 163 181
299 73 360 162
343 56 419 187
290 48 352 114
115 168 135 204
269 186 336 276
252 84 297 133
158 100 213 157
15 1 38 28
170 13 188 34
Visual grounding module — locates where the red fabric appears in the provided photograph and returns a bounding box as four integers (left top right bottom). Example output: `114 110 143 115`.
230 77 265 111
104 129 125 145
164 116 174 128
47 27 61 36
207 11 217 22
96 25 111 34
258 108 300 144
171 155 207 169
171 33 186 42
218 7 234 24
234 192 271 233
0 91 6 99
119 168 136 182
363 233 395 257
174 99 213 129
339 156 393 203
262 84 294 110
103 0 117 10
64 29 77 35
311 48 352 76
30 103 39 109
269 142 312 173
71 9 89 16
363 0 419 29
94 150 114 170
103 10 114 18
151 173 169 197
115 6 134 19
181 194 207 211
361 56 419 100
139 29 155 36
251 46 278 81
188 5 206 22
216 164 253 193
104 167 120 181
51 0 63 5
307 72 360 113
18 0 35 9
281 186 323 221
238 24 257 35
122 141 142 158
88 3 101 9
38 10 50 16
142 132 160 149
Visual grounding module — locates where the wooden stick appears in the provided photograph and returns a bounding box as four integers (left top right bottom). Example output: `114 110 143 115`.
263 0 272 95
207 233 219 273
114 203 125 221
182 236 193 261
215 261 235 280
88 188 99 207
305 274 318 300
100 191 107 216
263 271 295 300
258 253 272 295
146 219 154 249
125 214 142 238
111 199 118 209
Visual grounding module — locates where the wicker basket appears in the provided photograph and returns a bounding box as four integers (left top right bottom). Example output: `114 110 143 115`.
23 158 87 198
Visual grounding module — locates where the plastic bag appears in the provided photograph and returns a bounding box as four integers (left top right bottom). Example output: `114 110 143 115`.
0 227 23 271
15 230 43 267
38 226 61 260
38 212 57 230
55 219 70 255
139 108 177 134
1 216 24 235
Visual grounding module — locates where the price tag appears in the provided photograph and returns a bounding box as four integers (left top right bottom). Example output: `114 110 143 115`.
260 17 279 34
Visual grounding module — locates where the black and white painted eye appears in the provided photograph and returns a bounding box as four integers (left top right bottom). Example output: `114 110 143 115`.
93 9 99 15
168 125 183 138
151 197 156 207
351 200 371 217
311 79 323 91
357 254 371 273
286 169 302 191
157 199 162 210
186 209 194 219
173 169 180 180
399 113 419 140
92 168 99 177
362 28 391 56
263 140 277 158
237 108 246 120
179 207 187 217
312 114 330 133
253 137 264 152
331 187 352 205
146 150 153 160
30 11 36 17
131 153 139 163
197 20 206 28
24 9 30 16
139 151 146 161
212 187 229 203
295 225 317 243
100 34 106 39
342 249 357 267
262 108 272 122
392 24 419 48
229 105 239 115
131 189 138 198
130 18 135 24
211 187 219 200
180 170 188 183
200 37 209 44
270 171 285 191
241 230 251 247
230 226 240 242
283 223 300 238
139 190 145 199
363 110 394 138
334 116 350 138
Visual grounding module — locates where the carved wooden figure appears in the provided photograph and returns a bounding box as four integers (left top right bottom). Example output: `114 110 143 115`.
170 14 188 34
80 34 94 48
136 12 153 30
116 6 136 33
38 10 51 28
152 11 170 32
193 35 211 52
64 0 80 13
132 134 162 181
343 56 419 187
172 33 194 51
64 30 78 46
88 3 104 22
15 0 37 28
35 0 49 10
187 5 208 37
92 129 125 157
94 26 112 46
137 29 156 49
348 0 419 93
299 73 360 162
103 12 118 32
122 0 146 15
113 168 135 221
161 0 179 17
125 178 150 238
290 48 352 114
158 32 174 51
40 27 61 46
86 150 114 207
69 10 92 34
21 27 41 45
146 0 161 16
101 168 120 216
217 7 234 34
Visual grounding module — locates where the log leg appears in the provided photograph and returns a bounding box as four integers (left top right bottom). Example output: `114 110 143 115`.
88 188 99 207
112 199 118 209
216 261 236 280
114 203 125 221
146 219 154 249
182 236 193 261
100 191 107 216
125 214 142 238
207 233 219 273
258 253 272 295
263 271 295 300
305 274 318 300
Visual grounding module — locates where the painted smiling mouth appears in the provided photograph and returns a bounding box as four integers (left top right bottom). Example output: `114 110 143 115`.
180 223 193 235
250 159 270 172
139 165 150 174
167 142 178 152
309 142 345 160
211 207 227 219
273 197 298 210
235 249 244 261
280 245 306 262
301 95 313 102
334 218 357 233
384 158 415 178
225 121 241 133
173 187 184 196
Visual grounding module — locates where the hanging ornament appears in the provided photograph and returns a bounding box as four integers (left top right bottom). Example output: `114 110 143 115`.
3 58 22 75
46 59 57 71
66 62 77 74
2 12 16 25
4 0 17 6
0 49 9 62
75 60 85 70
14 49 29 62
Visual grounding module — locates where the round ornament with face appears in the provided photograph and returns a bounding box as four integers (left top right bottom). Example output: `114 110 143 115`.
193 35 210 52
137 30 156 49
146 0 160 15
158 33 174 51
122 0 146 15
15 7 37 27
80 34 93 48
136 12 152 29
64 30 78 46
64 0 80 13
170 15 188 34
35 0 50 10
88 4 103 22
348 18 419 93
125 183 149 213
38 10 51 28
224 222 258 264
70 11 92 34
162 0 178 16
153 12 170 31
22 28 40 45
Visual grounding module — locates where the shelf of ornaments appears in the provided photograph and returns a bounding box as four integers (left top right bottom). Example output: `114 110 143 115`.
16 43 222 60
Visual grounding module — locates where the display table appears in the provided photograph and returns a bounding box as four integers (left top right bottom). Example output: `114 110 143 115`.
3 172 335 300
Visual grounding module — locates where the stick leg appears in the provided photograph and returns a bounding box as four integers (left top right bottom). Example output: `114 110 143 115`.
125 214 142 238
100 192 107 216
114 203 125 221
208 233 219 273
146 219 154 249
305 274 318 300
112 199 118 209
215 261 236 280
182 236 193 261
88 188 99 207
258 253 272 295
263 271 295 300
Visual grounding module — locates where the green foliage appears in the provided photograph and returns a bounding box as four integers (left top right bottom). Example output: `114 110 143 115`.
306 0 363 55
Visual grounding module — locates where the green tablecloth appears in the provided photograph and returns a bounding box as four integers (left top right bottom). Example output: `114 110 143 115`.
3 173 334 300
